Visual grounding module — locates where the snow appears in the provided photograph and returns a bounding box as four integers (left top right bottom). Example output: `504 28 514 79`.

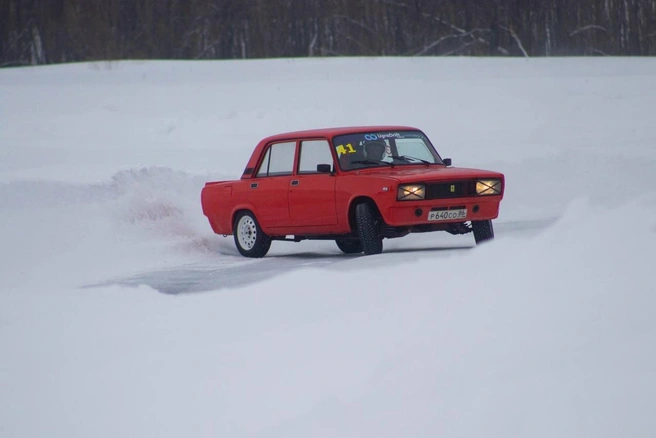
1 57 656 437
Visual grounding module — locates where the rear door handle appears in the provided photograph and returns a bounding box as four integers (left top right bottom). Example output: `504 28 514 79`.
290 180 299 186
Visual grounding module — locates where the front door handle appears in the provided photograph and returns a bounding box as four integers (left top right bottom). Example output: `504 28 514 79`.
290 180 299 186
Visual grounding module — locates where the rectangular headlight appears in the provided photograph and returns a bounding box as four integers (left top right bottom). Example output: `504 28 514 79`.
397 184 425 201
476 179 502 196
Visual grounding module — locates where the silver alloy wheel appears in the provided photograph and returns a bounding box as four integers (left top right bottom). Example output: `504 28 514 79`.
237 215 257 250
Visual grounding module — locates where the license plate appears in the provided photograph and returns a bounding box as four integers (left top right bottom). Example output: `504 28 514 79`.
427 208 467 221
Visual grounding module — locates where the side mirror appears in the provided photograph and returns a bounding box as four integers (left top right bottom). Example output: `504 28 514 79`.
316 164 332 173
443 158 452 167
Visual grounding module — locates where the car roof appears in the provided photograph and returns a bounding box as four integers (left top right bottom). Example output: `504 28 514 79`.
260 125 421 143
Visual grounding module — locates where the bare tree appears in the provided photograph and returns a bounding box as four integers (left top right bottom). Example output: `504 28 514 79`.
2 0 655 66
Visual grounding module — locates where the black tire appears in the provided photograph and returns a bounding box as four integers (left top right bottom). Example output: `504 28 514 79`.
355 203 383 255
472 219 494 244
335 238 363 254
233 211 272 258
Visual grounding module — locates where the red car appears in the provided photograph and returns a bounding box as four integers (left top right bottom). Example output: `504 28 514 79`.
201 126 504 257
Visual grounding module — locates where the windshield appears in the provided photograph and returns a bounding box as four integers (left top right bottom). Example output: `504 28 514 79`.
332 130 443 170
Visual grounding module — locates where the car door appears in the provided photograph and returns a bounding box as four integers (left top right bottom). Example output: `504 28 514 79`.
288 139 337 227
249 141 296 228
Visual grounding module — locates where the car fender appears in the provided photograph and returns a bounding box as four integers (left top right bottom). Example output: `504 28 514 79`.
229 202 261 234
340 178 398 231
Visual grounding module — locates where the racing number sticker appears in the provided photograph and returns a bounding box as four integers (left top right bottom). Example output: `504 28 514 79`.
336 143 357 154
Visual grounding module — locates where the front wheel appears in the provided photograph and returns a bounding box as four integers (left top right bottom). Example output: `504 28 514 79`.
355 203 383 255
335 238 363 254
472 219 494 244
233 211 271 258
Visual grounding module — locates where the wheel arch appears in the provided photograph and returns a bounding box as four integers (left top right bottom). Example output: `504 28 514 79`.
230 204 258 234
347 196 382 232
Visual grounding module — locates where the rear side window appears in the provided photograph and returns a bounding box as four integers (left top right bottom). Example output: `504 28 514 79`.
256 141 296 177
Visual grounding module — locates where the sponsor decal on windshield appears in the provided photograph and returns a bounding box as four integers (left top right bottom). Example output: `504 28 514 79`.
375 132 402 139
364 132 419 140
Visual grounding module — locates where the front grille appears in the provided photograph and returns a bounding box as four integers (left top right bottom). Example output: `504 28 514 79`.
425 181 474 199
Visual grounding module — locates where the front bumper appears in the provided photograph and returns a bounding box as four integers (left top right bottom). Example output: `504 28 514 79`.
383 197 501 226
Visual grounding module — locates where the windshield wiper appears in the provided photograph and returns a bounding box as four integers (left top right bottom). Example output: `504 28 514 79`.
391 155 431 164
351 160 393 167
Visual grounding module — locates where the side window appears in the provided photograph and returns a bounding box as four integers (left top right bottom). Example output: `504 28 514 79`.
256 148 271 177
298 140 333 173
256 141 296 177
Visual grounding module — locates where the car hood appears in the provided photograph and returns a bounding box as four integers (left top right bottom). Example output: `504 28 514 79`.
353 165 504 182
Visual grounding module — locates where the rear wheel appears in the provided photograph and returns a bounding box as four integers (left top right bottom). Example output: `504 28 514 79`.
472 219 494 244
355 203 383 255
233 211 271 258
335 238 363 254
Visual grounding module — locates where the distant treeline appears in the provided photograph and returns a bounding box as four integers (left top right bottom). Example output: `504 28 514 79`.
2 0 655 66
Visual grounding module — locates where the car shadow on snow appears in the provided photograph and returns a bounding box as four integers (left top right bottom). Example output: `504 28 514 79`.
87 245 472 295
86 217 556 295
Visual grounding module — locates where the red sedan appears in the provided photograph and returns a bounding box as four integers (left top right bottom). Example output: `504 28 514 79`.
201 126 504 257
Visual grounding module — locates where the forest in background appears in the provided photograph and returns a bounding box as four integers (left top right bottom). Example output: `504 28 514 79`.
2 0 655 67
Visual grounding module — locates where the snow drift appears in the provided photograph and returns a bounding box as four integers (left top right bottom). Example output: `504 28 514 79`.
1 57 656 438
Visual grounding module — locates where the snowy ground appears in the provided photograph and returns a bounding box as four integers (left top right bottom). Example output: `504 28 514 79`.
1 57 656 437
